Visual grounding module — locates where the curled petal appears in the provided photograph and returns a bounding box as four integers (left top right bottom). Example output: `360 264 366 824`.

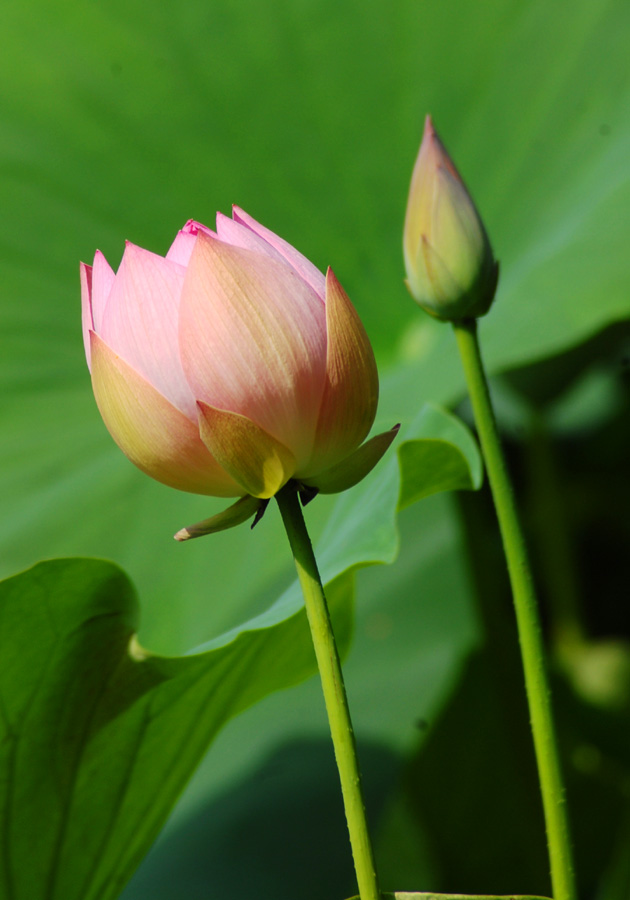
174 495 263 541
301 269 378 476
99 242 196 417
180 234 327 466
301 425 399 494
232 206 326 300
90 333 242 497
197 402 296 499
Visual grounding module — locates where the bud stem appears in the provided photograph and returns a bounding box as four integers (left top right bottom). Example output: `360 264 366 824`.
453 318 576 900
276 482 381 900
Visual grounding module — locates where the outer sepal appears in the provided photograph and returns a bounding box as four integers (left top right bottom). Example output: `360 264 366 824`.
174 495 264 541
301 424 400 495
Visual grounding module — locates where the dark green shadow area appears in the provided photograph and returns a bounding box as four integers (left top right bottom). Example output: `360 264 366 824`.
121 739 399 900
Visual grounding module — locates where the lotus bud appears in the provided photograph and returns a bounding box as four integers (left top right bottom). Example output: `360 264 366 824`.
403 115 498 321
81 208 397 535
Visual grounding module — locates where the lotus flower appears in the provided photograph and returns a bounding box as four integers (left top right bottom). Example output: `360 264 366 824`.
403 115 498 321
81 208 396 531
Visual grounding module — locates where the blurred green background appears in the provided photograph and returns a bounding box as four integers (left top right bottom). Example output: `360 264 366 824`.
1 0 629 897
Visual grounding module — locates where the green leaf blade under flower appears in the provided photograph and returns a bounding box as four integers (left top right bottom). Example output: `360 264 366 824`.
397 404 483 509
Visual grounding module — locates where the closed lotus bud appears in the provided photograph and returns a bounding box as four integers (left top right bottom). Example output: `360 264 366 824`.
81 208 397 528
403 115 498 321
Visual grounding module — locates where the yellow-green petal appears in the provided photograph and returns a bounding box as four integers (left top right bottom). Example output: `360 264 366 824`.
302 269 378 477
90 333 242 497
197 402 296 499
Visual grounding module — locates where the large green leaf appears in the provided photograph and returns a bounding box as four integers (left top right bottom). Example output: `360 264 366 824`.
0 558 353 900
0 406 480 900
397 406 482 510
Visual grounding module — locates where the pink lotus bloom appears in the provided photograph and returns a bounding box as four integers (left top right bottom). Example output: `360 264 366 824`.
81 208 396 513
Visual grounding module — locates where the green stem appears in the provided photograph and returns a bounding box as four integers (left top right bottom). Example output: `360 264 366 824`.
276 483 381 900
453 318 576 900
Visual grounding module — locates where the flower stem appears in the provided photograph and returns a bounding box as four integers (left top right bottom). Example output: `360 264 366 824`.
453 318 576 900
276 482 381 900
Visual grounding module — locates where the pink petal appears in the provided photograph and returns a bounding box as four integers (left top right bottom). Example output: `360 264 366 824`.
91 250 116 333
183 219 216 238
166 230 198 267
90 332 242 497
80 250 116 371
166 220 217 266
99 242 197 418
215 212 295 268
301 269 378 477
232 206 326 301
80 261 94 369
179 233 327 468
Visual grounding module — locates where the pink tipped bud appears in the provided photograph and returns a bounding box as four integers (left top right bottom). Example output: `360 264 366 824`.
403 115 498 321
